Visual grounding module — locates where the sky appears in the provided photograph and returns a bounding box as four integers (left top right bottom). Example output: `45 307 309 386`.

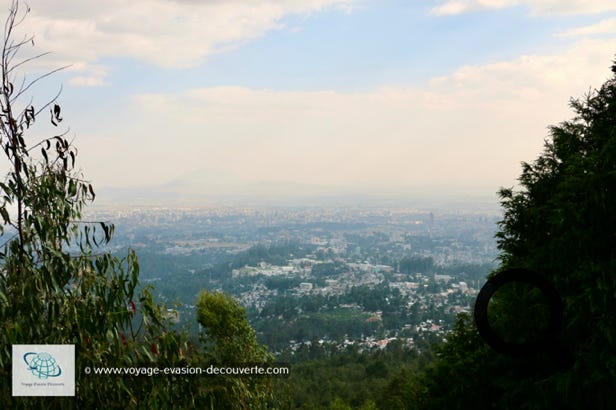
4 0 616 205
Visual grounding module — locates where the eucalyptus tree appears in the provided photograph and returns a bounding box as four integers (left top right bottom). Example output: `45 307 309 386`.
0 1 195 407
0 2 283 407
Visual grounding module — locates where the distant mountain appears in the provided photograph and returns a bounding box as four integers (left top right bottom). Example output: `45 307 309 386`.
95 169 500 210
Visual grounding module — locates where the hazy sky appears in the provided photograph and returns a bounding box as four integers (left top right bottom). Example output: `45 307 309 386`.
5 0 616 203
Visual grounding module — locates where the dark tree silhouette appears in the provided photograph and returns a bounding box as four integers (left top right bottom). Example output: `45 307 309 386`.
390 59 616 410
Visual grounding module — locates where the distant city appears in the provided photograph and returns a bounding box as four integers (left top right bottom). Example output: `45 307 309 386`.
83 205 501 356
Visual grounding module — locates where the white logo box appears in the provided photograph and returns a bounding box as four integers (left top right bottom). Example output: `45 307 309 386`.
12 344 75 397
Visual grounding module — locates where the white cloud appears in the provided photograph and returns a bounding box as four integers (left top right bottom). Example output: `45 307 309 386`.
9 0 353 84
68 64 110 87
430 0 514 15
431 0 616 16
83 37 615 193
559 17 616 38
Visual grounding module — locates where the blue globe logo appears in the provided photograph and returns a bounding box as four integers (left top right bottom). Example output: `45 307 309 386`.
23 352 62 379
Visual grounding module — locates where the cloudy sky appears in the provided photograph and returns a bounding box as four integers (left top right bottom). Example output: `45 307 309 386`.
5 0 616 204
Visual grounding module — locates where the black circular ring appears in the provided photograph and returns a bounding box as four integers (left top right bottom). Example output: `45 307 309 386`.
474 268 563 356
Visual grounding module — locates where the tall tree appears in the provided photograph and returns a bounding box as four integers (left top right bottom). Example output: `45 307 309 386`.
0 2 275 408
0 2 191 407
398 60 616 409
491 58 616 408
196 290 277 408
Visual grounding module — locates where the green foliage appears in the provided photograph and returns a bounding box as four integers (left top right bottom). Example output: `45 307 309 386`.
281 342 424 409
0 3 198 407
329 397 352 410
196 290 277 409
390 60 616 409
311 261 348 277
0 2 276 407
230 242 313 269
197 290 269 364
398 256 434 274
490 60 616 408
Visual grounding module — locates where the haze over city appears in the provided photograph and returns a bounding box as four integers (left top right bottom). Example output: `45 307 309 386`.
6 0 616 205
2 1 615 406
